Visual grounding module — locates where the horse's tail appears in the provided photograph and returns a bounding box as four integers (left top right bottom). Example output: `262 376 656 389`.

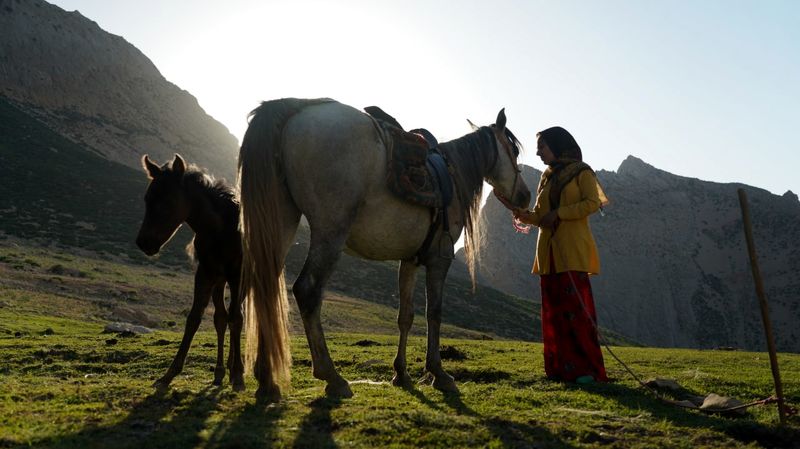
238 98 332 393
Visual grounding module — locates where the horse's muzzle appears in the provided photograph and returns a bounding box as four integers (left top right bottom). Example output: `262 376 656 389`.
493 189 531 211
136 235 160 256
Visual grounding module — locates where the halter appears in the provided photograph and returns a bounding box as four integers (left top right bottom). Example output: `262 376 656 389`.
488 125 523 207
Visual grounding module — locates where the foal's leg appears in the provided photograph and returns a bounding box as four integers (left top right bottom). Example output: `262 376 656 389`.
154 265 215 388
211 282 227 386
424 258 458 392
392 259 418 387
292 233 352 398
226 274 245 391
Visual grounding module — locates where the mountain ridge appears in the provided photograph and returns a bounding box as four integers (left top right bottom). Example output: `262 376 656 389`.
470 156 800 353
0 0 239 181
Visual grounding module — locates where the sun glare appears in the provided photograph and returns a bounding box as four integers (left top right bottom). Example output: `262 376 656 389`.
160 1 481 145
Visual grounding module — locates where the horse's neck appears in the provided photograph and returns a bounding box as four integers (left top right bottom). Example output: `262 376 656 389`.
183 180 229 238
440 131 492 205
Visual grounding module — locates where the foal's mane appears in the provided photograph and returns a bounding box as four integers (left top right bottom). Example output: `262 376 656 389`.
438 127 498 289
182 166 239 210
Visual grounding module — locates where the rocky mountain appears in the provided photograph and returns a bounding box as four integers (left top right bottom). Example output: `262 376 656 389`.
0 0 239 181
470 156 800 353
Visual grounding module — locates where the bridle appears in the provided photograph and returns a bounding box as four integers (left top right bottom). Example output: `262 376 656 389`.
488 125 523 208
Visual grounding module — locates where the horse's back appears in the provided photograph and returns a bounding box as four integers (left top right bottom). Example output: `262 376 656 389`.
281 101 430 260
282 102 382 208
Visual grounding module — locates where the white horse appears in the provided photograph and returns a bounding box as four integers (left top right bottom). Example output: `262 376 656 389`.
237 98 530 401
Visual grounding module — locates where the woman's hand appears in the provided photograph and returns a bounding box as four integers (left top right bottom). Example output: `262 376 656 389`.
512 208 532 224
539 210 560 229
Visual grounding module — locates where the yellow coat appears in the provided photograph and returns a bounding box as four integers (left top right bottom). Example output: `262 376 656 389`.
521 169 602 275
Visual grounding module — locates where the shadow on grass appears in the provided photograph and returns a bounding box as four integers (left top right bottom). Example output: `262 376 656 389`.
402 382 443 412
571 381 800 448
205 400 285 448
400 386 578 449
32 386 228 449
290 396 342 449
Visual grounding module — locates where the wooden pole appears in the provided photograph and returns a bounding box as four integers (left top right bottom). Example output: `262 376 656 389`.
737 188 786 424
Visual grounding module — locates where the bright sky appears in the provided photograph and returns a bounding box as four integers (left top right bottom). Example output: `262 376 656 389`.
51 0 800 197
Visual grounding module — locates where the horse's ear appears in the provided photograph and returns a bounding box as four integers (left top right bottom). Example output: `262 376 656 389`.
142 155 161 179
495 108 507 132
466 118 479 131
172 154 186 176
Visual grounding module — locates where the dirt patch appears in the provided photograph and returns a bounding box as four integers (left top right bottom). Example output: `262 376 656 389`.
102 350 149 364
440 345 467 361
47 264 88 278
449 367 511 383
33 347 80 361
110 306 159 328
725 422 800 448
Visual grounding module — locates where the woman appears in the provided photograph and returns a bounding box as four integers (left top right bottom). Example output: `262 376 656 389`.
513 126 608 383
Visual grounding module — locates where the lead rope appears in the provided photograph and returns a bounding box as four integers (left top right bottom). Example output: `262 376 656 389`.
554 236 793 416
495 182 794 417
563 269 782 413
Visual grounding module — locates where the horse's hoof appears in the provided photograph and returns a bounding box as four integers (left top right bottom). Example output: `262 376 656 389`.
231 379 246 392
432 374 459 393
153 377 172 390
255 384 281 404
325 379 353 398
213 369 226 386
391 373 412 388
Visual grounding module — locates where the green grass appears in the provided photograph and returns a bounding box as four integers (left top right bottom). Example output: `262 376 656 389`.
0 238 498 340
1 239 799 448
1 312 798 449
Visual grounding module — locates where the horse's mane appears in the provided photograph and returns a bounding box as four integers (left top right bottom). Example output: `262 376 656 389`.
438 127 497 289
183 166 239 211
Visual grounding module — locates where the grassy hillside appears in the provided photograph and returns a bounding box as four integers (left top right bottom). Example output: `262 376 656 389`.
2 233 797 448
0 237 490 340
1 311 798 448
0 96 193 265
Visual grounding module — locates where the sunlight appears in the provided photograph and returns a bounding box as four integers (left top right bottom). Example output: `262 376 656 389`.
166 1 479 144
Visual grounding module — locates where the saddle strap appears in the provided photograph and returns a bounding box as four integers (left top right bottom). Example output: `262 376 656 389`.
415 151 454 264
427 151 452 234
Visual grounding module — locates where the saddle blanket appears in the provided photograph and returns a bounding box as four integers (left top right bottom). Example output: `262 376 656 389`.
384 124 444 209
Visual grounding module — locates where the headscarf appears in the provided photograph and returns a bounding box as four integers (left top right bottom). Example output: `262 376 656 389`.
537 127 608 211
538 126 582 162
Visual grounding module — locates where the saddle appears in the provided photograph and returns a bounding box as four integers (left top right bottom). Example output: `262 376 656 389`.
364 106 450 209
365 106 454 260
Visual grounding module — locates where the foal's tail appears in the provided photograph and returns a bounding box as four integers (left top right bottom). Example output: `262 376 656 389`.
238 98 332 394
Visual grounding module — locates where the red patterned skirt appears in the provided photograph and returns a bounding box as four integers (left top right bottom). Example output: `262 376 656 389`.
540 269 608 382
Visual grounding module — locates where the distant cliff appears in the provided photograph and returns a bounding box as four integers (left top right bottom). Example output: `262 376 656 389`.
0 0 239 180
469 156 800 353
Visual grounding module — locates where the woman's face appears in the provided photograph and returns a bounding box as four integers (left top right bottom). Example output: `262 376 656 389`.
536 137 556 165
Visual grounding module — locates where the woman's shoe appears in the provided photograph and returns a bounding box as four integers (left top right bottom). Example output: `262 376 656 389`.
575 375 595 384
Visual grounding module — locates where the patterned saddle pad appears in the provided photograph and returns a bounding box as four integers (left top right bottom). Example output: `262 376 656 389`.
365 106 447 209
384 124 444 208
